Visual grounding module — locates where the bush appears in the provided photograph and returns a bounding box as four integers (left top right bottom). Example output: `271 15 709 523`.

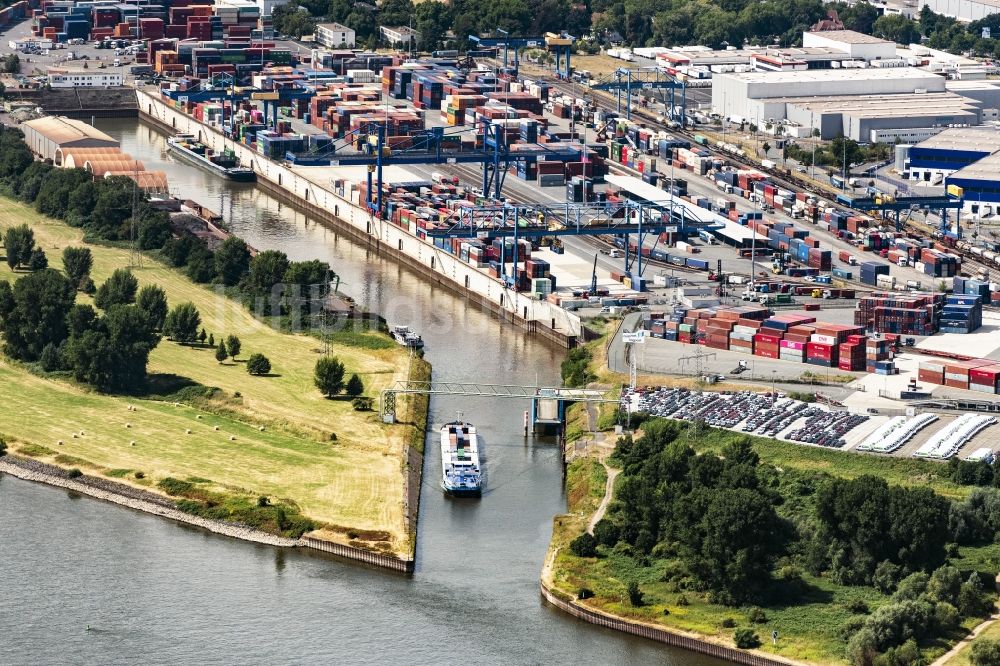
134 471 145 480
0 438 6 456
561 346 595 388
345 373 364 397
874 560 903 594
971 638 1000 666
844 599 870 615
67 468 82 479
570 532 598 557
747 607 767 624
627 581 644 607
246 353 271 376
80 276 96 295
351 397 373 411
593 518 620 546
158 477 194 496
721 618 737 628
733 628 761 649
39 342 61 372
934 601 959 630
677 594 690 606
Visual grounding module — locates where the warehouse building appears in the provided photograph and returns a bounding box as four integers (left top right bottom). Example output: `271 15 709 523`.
710 68 982 142
904 127 1000 214
922 0 1000 22
20 115 168 192
948 153 1000 211
801 30 897 60
780 92 981 141
906 127 1000 181
20 115 119 162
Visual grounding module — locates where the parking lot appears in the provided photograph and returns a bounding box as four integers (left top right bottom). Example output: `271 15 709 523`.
624 385 875 448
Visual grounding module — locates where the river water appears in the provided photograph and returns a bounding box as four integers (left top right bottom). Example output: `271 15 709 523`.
0 119 722 665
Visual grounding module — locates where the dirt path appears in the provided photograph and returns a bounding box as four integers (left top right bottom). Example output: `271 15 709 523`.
581 401 620 535
931 612 1000 666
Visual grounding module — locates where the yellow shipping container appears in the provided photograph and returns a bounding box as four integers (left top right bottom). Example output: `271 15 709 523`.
947 184 964 198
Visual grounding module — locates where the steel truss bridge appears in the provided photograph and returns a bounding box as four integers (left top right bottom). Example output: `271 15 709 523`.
379 380 617 425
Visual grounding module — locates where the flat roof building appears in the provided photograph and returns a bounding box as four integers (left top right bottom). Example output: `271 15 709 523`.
904 128 1000 211
802 30 897 60
380 26 418 46
922 0 1000 22
315 22 355 48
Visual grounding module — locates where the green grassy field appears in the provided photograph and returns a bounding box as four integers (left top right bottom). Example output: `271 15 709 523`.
0 196 421 555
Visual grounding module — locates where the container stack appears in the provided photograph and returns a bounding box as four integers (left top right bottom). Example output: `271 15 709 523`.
939 294 983 334
838 334 867 371
859 261 890 286
854 292 944 335
865 338 893 372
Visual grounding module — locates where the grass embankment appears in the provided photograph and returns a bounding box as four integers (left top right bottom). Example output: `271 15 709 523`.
545 328 998 664
0 196 424 556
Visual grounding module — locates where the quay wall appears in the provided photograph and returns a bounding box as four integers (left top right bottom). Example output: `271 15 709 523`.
539 581 800 666
136 88 581 347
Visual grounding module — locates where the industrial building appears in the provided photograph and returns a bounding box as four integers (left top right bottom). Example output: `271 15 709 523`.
904 127 1000 213
20 115 167 191
711 67 961 140
922 0 1000 22
801 30 897 60
46 67 124 88
314 22 355 48
21 115 118 161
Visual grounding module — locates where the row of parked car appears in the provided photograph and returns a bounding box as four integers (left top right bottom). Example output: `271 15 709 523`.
623 386 869 448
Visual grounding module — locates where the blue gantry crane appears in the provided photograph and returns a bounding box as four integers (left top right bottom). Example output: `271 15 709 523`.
468 29 575 78
590 67 687 123
286 123 584 217
837 193 965 237
424 198 718 287
469 29 546 77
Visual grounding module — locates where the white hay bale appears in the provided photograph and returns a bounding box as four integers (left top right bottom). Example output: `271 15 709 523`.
130 441 136 446
229 436 236 441
185 429 192 434
213 426 219 431
259 426 265 432
57 440 63 445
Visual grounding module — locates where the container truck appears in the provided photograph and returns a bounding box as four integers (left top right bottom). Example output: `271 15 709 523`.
838 250 858 265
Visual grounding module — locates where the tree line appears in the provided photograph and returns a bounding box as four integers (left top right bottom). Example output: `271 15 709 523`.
569 419 1000 663
271 0 1000 64
0 128 344 391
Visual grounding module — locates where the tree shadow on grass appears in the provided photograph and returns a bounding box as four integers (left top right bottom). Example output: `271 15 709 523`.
757 577 835 611
135 373 205 398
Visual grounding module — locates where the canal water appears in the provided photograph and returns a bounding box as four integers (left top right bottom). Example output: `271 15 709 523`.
0 119 723 665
